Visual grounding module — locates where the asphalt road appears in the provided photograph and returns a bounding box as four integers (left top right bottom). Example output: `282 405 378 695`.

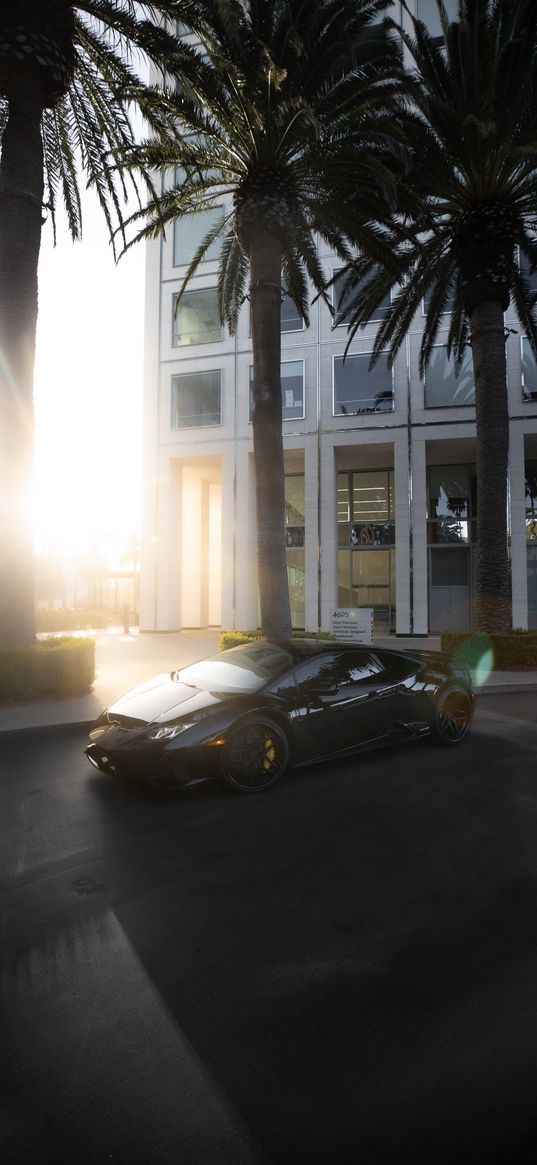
2 693 537 1164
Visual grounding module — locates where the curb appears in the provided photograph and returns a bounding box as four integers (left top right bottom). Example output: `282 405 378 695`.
0 720 94 741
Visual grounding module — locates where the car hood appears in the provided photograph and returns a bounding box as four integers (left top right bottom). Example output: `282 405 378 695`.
105 673 222 725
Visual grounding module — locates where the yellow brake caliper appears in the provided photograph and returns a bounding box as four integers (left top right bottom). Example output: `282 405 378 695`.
263 736 276 770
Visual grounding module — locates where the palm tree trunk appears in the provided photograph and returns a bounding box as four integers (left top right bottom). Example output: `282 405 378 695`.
249 229 292 639
470 300 511 634
0 65 45 647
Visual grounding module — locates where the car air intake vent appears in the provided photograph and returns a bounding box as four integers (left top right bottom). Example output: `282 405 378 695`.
106 713 146 728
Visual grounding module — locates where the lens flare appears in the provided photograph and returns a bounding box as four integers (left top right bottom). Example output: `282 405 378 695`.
455 633 494 686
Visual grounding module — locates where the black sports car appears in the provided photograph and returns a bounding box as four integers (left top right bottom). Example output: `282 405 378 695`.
84 639 474 794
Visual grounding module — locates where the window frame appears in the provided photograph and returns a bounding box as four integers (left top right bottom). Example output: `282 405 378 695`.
332 351 394 417
171 287 222 348
423 342 475 409
173 204 224 268
171 368 222 430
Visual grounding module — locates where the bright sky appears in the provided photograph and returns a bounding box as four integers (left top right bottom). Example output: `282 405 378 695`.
33 190 146 566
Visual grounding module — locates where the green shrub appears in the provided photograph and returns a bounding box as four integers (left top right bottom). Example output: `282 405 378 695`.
219 631 262 650
440 630 537 669
0 636 96 702
219 629 335 651
35 608 139 632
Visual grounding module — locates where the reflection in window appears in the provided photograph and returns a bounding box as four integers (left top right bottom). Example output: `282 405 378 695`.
172 288 222 346
428 464 475 544
173 205 224 266
333 353 393 415
522 337 537 401
424 345 475 407
249 361 304 421
171 370 221 428
333 267 391 327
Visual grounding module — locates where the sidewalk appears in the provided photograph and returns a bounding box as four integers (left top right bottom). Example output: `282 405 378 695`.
0 627 535 736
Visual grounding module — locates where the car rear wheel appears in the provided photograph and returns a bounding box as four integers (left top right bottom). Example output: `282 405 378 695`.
432 686 473 746
221 717 289 793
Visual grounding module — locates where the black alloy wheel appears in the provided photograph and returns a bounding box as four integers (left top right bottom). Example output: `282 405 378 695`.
433 686 473 746
221 717 289 792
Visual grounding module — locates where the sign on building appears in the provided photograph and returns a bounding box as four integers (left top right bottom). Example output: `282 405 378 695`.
331 608 373 644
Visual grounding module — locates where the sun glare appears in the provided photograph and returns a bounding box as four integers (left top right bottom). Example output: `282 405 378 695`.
33 191 145 568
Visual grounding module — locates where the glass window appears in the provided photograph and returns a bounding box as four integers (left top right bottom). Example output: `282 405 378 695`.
333 353 393 415
172 288 221 346
179 642 295 693
416 0 458 40
429 466 470 517
285 475 305 557
424 345 475 407
281 291 304 332
337 473 350 523
333 267 391 327
293 651 383 688
171 370 221 428
173 205 224 266
427 464 474 543
338 470 395 547
249 361 305 421
351 470 394 521
285 476 305 526
522 337 537 401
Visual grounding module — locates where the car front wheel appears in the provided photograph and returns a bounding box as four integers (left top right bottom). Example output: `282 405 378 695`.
221 717 289 793
432 686 473 746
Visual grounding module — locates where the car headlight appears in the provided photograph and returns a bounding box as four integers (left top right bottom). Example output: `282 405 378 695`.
146 721 198 741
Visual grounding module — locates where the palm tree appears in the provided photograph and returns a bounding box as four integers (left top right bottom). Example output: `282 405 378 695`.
334 0 537 634
126 0 406 639
0 1 203 648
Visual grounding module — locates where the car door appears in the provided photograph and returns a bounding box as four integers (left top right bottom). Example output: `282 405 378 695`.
292 650 397 762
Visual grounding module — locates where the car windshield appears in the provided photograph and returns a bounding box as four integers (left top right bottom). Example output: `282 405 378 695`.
177 642 295 694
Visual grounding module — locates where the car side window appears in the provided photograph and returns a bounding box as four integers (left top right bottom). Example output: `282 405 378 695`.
294 652 384 689
337 652 384 685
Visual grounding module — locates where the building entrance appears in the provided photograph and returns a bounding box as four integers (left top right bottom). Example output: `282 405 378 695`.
337 468 396 632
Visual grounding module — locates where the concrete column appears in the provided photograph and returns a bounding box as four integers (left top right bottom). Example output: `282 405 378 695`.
320 443 338 632
151 455 181 631
304 440 320 631
393 431 411 635
411 435 429 635
234 447 258 630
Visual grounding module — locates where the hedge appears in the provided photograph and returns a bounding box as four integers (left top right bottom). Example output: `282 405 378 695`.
35 609 139 632
440 630 537 670
219 630 335 651
0 636 96 702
